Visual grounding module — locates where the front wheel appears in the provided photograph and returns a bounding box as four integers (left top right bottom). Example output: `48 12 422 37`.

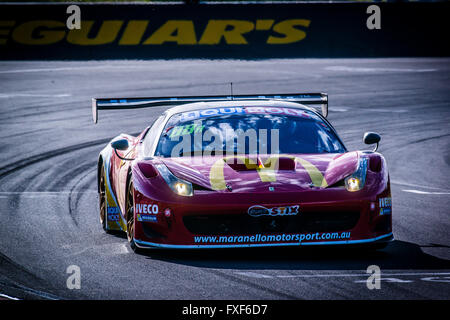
99 164 107 231
126 175 141 253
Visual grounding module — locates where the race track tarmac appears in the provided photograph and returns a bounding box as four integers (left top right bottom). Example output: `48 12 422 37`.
0 58 449 299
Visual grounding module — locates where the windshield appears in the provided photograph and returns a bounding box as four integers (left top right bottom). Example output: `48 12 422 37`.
154 106 345 158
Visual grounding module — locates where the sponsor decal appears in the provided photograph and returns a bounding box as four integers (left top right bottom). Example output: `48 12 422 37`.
107 206 120 221
379 197 392 215
136 203 159 223
0 19 310 47
137 214 158 223
248 205 299 217
180 107 312 122
194 231 352 244
102 149 127 232
169 123 205 138
135 203 159 215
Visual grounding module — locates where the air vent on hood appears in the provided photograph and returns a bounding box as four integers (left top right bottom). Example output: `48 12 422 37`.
226 156 296 172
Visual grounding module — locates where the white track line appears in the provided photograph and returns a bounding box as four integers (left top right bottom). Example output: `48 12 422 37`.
325 66 437 73
367 108 407 113
331 107 348 112
0 66 112 74
0 64 148 74
0 93 71 98
402 189 450 195
236 271 450 279
392 180 450 191
0 191 97 194
0 191 97 198
0 293 20 300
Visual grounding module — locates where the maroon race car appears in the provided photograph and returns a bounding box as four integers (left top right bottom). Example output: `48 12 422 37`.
93 93 393 252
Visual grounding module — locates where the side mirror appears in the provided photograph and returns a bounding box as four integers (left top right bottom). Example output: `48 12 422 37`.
111 138 135 161
363 132 381 152
111 138 129 151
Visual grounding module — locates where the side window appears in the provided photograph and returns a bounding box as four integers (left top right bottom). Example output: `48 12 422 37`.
143 115 165 156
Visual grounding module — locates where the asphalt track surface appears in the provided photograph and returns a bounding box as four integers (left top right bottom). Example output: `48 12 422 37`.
0 58 449 300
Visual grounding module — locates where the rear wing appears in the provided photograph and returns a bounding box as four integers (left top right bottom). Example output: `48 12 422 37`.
92 93 328 123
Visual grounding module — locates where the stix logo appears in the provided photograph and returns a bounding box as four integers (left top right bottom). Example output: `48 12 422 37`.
248 205 299 217
0 19 310 46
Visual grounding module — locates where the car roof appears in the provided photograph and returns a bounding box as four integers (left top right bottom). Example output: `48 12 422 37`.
163 99 318 118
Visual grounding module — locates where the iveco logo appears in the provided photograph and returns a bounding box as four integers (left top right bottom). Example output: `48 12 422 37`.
248 205 300 217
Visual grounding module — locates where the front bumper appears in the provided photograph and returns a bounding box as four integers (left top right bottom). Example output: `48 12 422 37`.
134 232 393 249
132 186 393 249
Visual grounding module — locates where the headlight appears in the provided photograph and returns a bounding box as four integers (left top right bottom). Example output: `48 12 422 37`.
345 157 368 192
345 177 361 192
155 163 193 196
174 181 191 196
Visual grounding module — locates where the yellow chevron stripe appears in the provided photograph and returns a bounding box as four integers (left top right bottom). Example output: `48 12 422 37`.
210 158 227 190
295 157 328 188
209 155 327 190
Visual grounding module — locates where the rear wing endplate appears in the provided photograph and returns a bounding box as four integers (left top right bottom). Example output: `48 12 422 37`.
92 93 328 123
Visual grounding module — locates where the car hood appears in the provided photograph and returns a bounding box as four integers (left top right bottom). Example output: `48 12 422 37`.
161 152 359 193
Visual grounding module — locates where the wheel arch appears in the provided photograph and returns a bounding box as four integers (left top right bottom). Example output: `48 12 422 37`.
97 155 104 193
125 166 134 221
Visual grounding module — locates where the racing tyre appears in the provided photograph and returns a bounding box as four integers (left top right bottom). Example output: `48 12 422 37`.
99 164 107 231
367 242 389 250
126 175 141 253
